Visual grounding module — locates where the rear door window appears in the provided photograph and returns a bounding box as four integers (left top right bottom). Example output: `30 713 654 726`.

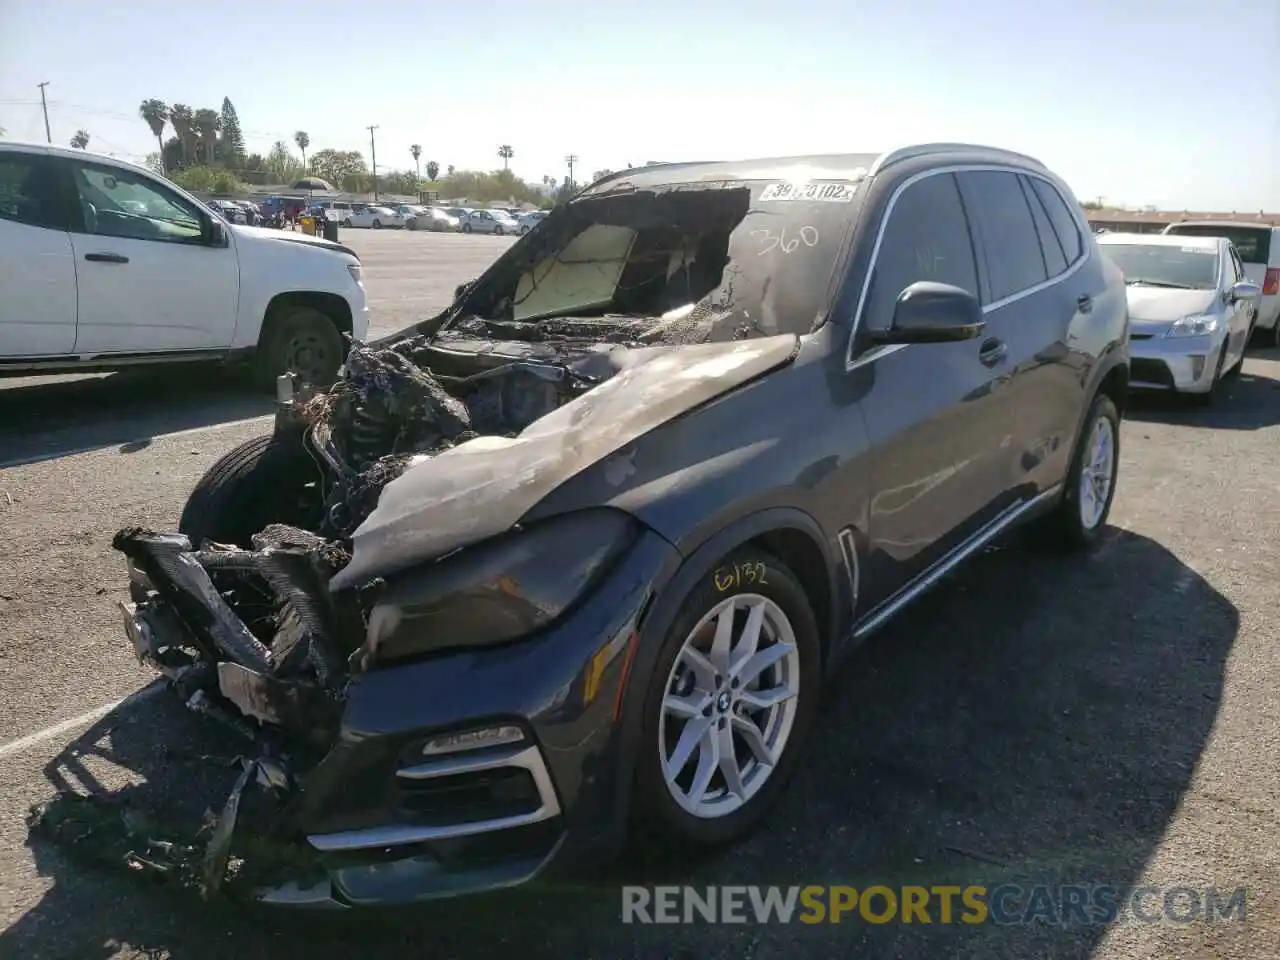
1164 224 1272 264
1028 178 1084 265
958 170 1047 303
0 152 68 231
861 171 979 329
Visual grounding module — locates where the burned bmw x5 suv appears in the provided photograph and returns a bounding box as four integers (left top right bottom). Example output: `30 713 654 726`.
79 145 1128 906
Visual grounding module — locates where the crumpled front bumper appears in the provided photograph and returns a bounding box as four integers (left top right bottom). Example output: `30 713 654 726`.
102 524 678 907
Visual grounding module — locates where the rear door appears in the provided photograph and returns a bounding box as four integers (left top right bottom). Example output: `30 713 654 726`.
0 150 77 357
63 156 240 354
958 169 1096 498
851 170 1017 603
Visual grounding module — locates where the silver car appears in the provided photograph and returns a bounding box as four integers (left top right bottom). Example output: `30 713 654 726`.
1099 232 1260 405
461 209 520 235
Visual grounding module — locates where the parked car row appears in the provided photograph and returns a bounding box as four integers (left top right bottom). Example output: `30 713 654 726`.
303 200 549 236
1097 221 1279 405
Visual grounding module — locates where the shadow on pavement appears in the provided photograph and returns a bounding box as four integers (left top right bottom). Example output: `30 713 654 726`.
0 367 272 467
4 529 1236 959
1124 364 1280 431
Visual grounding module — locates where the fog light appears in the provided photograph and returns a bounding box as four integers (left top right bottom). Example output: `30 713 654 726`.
420 725 525 757
1190 355 1206 379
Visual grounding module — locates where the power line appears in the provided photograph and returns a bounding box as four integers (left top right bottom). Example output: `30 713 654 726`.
37 82 51 143
565 153 578 185
367 125 379 201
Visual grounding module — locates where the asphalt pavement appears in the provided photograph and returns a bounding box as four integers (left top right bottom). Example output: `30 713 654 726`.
1 230 1278 959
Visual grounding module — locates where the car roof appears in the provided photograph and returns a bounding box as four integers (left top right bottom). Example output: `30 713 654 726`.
578 144 1046 197
0 139 158 177
1166 220 1277 233
1098 232 1222 250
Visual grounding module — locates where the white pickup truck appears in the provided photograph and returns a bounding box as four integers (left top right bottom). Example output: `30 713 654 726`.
0 142 368 387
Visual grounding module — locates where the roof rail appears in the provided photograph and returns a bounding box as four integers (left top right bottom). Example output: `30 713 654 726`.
868 143 1046 176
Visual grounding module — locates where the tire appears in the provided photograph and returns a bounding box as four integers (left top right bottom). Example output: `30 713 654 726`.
372 219 382 229
520 226 529 235
343 218 351 227
494 225 504 236
1026 393 1120 551
178 435 322 547
256 304 345 391
462 222 472 233
406 219 416 231
632 547 821 853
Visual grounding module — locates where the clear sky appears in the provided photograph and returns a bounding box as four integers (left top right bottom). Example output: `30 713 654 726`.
2 0 1277 210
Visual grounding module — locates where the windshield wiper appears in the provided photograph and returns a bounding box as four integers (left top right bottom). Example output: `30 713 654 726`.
1126 279 1195 289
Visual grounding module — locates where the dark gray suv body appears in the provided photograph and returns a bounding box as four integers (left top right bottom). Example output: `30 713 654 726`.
108 143 1129 908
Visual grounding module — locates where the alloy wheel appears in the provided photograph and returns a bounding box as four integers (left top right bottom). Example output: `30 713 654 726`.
658 594 801 819
1078 416 1115 530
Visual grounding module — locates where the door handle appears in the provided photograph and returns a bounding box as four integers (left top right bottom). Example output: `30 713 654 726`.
84 252 129 264
978 338 1007 367
1077 294 1093 313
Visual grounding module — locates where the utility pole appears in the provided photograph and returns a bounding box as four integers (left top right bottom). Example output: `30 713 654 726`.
37 82 51 144
367 125 379 201
564 153 578 187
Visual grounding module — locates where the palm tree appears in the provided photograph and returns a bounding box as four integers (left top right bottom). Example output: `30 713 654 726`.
70 130 90 150
169 104 195 166
193 108 220 165
294 131 310 172
426 160 439 182
410 143 422 183
498 145 513 170
138 100 169 171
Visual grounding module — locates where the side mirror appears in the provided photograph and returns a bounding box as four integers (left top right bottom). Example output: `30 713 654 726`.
454 280 475 301
207 218 228 247
1230 280 1261 302
868 281 985 344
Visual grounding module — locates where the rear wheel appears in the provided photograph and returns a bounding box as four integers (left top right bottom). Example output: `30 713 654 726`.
372 219 382 229
343 218 352 227
632 548 821 852
178 435 322 547
1026 393 1120 551
256 304 345 390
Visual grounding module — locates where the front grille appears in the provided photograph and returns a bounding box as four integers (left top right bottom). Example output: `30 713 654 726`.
1131 358 1175 387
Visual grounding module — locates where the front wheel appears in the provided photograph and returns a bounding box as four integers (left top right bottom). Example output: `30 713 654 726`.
462 222 472 233
494 225 504 236
372 219 382 229
632 548 821 852
520 225 529 235
256 304 345 391
178 435 322 547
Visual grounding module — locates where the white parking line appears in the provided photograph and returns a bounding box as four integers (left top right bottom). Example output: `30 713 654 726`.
0 415 272 470
0 683 165 761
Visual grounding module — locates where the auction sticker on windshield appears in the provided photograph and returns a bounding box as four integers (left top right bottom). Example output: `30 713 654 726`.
759 181 857 203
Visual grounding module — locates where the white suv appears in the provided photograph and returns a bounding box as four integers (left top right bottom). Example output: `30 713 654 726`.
0 142 369 387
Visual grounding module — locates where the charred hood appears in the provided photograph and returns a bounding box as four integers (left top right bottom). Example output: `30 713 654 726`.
328 335 798 591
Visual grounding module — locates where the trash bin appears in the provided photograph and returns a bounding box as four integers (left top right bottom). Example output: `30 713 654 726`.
300 216 316 236
323 220 339 242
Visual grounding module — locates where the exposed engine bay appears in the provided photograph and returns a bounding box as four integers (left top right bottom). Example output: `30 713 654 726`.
31 181 844 900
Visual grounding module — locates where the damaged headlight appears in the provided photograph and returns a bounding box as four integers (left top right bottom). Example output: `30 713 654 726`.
362 508 639 664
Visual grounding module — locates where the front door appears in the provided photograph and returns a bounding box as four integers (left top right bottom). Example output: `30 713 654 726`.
0 150 77 357
61 157 240 355
850 170 1017 606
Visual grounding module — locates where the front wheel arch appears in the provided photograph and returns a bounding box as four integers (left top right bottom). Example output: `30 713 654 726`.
607 508 841 841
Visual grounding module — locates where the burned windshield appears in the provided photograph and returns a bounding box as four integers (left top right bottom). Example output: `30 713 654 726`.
441 180 857 346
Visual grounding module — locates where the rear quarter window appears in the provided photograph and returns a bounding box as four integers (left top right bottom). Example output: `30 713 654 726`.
958 170 1048 303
